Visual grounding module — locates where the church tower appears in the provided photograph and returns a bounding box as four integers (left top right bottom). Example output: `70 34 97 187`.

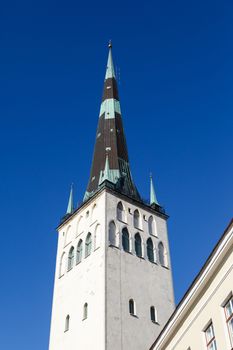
49 43 175 350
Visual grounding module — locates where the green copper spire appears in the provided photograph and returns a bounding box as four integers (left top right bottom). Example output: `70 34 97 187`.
105 41 116 79
150 174 159 206
66 184 74 215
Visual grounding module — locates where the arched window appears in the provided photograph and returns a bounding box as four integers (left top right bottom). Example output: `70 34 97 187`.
76 239 83 264
147 238 154 263
83 303 88 320
150 306 157 323
117 202 125 222
129 299 135 315
94 224 101 249
135 233 142 257
91 204 97 223
158 242 165 266
122 228 130 252
77 216 84 236
85 233 92 257
65 225 72 246
65 315 70 332
133 209 140 229
109 221 116 246
148 216 154 235
59 252 66 277
67 246 74 271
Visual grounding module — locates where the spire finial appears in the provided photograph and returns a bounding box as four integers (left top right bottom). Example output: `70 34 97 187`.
66 183 74 215
150 174 159 206
108 40 112 48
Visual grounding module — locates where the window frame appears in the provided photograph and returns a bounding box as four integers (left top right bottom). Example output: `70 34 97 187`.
64 315 70 332
129 299 136 316
204 322 217 350
122 227 130 252
224 296 233 346
85 233 92 258
134 233 142 258
67 246 75 271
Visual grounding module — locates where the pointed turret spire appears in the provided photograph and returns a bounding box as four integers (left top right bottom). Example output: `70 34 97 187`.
66 184 74 214
150 174 159 206
84 43 140 201
99 154 112 185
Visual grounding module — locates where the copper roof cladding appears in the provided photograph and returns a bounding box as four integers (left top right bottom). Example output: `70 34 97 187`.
84 44 141 201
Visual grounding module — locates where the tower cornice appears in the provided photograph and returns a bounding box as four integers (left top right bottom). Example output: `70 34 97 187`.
58 184 168 231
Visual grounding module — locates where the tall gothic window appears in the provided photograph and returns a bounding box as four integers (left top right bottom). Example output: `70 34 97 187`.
122 228 130 252
135 233 142 257
129 299 135 315
158 242 165 266
85 233 92 257
76 239 83 264
67 246 74 271
83 303 88 320
94 224 101 249
147 238 154 263
59 252 66 277
64 315 70 332
109 221 116 246
148 216 154 235
133 209 140 229
117 202 125 222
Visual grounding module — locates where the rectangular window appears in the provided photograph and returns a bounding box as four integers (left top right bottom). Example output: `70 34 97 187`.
224 296 233 346
205 323 217 350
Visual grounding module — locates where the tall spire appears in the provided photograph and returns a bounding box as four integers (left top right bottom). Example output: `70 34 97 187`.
66 184 74 214
150 174 159 206
105 41 115 79
84 43 140 201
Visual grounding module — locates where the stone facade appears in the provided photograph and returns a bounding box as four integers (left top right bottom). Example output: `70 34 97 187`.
150 219 233 350
49 187 175 350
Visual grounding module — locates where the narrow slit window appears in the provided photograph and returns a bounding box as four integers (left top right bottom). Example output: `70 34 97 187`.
129 299 135 316
64 315 70 332
83 303 88 320
67 246 74 271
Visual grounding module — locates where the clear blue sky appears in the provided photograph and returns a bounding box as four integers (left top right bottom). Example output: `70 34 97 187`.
0 1 232 349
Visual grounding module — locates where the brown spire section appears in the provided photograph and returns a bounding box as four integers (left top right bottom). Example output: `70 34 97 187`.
84 44 140 202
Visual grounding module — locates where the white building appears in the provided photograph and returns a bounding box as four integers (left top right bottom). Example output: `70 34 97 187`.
150 219 233 350
49 43 175 350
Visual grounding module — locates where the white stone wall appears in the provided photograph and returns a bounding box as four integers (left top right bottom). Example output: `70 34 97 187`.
105 191 175 350
49 191 106 350
49 188 175 350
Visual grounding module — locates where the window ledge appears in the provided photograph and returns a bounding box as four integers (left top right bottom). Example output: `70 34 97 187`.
134 227 143 232
109 243 120 249
90 219 98 227
130 313 138 318
117 218 127 224
82 317 87 321
152 320 159 325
